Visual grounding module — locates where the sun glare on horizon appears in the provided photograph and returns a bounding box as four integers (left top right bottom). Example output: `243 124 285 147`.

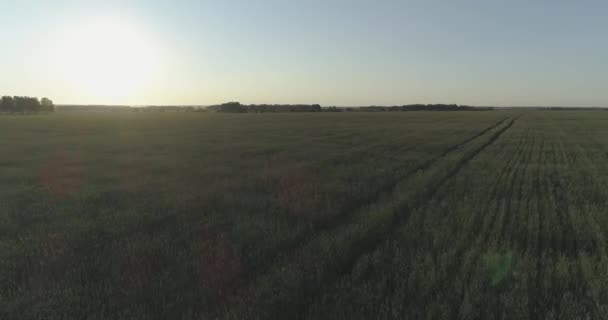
49 15 164 105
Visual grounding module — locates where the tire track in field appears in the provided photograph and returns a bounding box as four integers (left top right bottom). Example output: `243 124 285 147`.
224 117 519 320
333 116 520 276
312 116 511 231
381 122 528 317
301 117 522 319
465 119 528 251
406 122 527 318
481 124 531 251
495 124 537 318
449 124 532 318
245 117 512 275
463 125 529 251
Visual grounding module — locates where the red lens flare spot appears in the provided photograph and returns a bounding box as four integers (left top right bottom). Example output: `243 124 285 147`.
39 152 87 198
193 228 243 302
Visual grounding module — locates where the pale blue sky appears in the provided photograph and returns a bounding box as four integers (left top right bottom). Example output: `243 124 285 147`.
1 0 607 106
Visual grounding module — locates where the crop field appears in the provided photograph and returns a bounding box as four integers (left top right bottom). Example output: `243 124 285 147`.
2 111 608 319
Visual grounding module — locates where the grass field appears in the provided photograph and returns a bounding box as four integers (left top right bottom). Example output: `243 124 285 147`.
2 111 608 319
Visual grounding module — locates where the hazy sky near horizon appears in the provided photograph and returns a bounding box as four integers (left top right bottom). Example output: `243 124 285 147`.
1 0 607 106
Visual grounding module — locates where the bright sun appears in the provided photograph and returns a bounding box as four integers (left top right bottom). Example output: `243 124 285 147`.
50 16 163 104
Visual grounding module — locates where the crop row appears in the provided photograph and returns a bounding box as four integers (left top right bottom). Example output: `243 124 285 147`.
305 113 608 319
220 116 518 319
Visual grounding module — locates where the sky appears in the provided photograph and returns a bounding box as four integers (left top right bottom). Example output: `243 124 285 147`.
1 0 608 106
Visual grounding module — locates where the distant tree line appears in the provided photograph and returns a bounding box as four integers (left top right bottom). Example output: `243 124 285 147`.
133 106 196 112
0 96 54 113
207 102 322 113
206 102 491 113
54 102 496 113
356 104 492 112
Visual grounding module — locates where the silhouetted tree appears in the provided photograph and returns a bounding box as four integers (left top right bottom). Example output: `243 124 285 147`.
207 102 246 113
41 97 54 112
1 96 14 113
323 106 341 112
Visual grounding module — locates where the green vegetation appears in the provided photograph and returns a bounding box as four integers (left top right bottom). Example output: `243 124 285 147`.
2 111 608 319
0 96 54 114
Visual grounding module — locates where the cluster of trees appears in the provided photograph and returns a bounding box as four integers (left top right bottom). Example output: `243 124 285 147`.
207 102 322 113
1 96 54 113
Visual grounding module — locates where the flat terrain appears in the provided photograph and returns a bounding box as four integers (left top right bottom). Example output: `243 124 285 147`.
2 111 608 319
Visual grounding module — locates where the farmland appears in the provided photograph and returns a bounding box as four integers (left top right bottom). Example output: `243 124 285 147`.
2 111 608 319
